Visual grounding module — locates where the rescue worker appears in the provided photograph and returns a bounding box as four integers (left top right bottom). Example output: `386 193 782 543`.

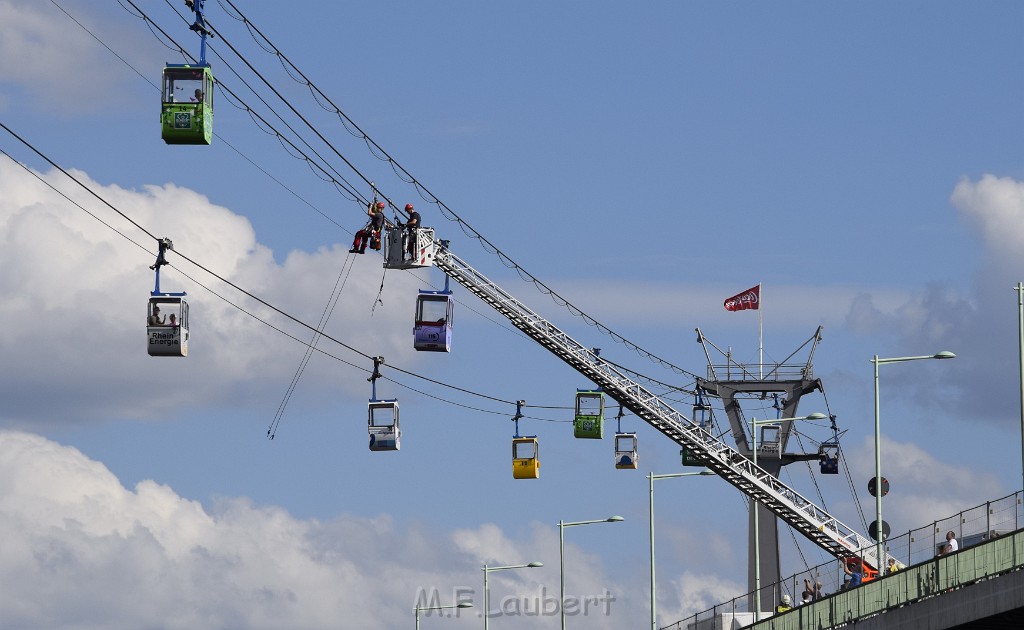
350 201 385 254
402 203 421 260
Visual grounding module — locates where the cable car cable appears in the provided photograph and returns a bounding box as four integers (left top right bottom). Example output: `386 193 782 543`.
150 0 404 220
55 0 360 239
69 4 702 421
268 253 358 440
197 0 703 382
99 0 630 374
119 0 371 210
49 2 577 418
0 125 552 419
136 1 700 391
0 129 575 436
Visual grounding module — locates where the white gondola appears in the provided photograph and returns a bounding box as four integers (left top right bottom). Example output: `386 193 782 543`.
383 225 436 270
368 400 400 451
413 289 453 352
614 433 638 469
147 296 189 357
147 237 188 357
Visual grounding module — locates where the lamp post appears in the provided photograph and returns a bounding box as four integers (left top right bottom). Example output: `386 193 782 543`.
872 351 955 569
749 413 826 619
649 470 714 630
414 602 472 630
482 561 542 630
559 515 624 630
1016 283 1024 495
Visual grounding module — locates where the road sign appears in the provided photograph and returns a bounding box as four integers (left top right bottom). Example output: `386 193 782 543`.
869 519 891 542
868 476 889 497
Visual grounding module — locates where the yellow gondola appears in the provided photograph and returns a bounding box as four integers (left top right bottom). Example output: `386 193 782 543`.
512 436 540 479
509 400 538 479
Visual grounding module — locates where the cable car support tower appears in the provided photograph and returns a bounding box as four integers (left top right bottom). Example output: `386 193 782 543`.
695 326 828 611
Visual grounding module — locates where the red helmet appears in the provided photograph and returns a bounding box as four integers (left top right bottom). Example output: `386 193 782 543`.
375 201 385 209
405 203 414 211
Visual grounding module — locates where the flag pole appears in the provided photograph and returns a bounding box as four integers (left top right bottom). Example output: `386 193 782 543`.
758 283 763 378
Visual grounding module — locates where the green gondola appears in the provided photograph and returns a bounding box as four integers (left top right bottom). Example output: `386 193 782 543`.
161 64 214 145
574 389 604 439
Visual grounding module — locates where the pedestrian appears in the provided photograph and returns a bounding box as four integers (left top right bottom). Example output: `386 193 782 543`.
937 531 958 556
804 578 823 600
776 594 791 613
842 559 863 587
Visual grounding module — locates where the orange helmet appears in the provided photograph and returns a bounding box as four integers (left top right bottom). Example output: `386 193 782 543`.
405 203 414 211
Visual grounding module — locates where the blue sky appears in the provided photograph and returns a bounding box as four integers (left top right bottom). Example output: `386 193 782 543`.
1 0 1023 628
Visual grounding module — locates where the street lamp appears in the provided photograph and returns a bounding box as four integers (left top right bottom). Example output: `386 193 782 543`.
559 515 624 630
648 470 714 630
414 601 472 630
482 561 543 630
749 412 826 618
872 351 955 570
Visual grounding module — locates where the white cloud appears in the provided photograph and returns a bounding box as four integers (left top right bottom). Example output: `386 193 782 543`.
825 175 1024 427
0 158 427 426
952 175 1024 262
0 430 664 629
658 570 745 625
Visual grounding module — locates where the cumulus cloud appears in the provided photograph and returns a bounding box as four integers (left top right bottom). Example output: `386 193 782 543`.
0 158 427 427
657 570 745 625
0 430 663 629
952 175 1024 261
835 175 1024 426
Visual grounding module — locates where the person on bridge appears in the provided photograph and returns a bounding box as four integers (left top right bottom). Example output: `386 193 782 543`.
804 578 824 600
937 531 958 556
776 594 791 613
842 559 863 587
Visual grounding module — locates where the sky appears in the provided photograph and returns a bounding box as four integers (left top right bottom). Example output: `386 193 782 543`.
1 0 1023 628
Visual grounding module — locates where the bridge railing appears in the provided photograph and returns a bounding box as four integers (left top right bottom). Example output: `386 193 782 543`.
661 490 1024 630
747 528 1024 630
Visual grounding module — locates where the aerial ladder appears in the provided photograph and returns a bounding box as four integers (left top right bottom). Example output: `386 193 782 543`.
425 241 889 573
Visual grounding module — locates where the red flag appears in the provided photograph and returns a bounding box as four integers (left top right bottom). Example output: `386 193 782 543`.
724 285 760 312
